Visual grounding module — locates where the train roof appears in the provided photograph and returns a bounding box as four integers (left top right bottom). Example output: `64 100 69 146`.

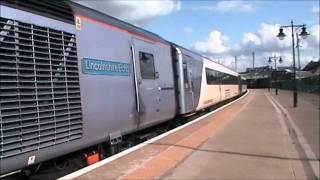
0 0 169 45
68 1 169 45
172 43 239 75
2 0 238 76
171 43 204 59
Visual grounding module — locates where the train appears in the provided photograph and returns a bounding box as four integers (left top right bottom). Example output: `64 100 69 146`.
0 0 247 176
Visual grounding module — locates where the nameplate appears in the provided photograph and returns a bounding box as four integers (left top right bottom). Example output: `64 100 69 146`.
82 58 131 76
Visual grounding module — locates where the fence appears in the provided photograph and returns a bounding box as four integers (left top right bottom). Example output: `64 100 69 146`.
274 75 320 93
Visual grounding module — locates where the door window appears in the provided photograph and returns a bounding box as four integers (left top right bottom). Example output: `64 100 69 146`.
182 55 191 90
139 52 155 79
183 62 189 84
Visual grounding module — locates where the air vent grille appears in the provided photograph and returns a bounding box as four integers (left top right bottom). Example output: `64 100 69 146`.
0 17 82 159
0 0 74 24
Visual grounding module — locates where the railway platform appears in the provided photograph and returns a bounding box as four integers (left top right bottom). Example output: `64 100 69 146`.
59 89 319 180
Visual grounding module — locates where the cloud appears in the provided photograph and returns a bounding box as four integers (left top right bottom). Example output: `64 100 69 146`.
305 24 320 49
227 23 278 55
73 0 181 27
245 24 319 69
193 30 230 54
243 32 261 45
230 23 295 55
192 23 319 72
312 5 319 14
182 27 194 33
197 1 253 13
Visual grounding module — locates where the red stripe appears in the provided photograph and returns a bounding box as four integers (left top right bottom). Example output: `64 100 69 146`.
75 14 170 48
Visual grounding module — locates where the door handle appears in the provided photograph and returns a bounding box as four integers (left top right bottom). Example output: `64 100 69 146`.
158 87 174 91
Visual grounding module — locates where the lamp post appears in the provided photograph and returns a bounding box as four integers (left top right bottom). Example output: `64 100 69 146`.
276 20 309 107
234 56 237 72
268 55 283 95
296 33 302 70
268 66 271 92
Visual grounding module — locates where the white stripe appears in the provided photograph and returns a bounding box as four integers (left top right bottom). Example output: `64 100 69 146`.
265 93 299 178
58 91 249 180
0 170 21 179
267 94 319 179
265 94 290 136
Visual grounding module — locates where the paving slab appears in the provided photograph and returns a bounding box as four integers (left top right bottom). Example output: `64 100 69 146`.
269 89 319 159
163 90 310 179
61 89 319 180
61 90 250 180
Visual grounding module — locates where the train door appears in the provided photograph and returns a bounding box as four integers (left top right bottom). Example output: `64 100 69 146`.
182 55 195 112
219 72 222 102
239 76 242 94
132 38 159 128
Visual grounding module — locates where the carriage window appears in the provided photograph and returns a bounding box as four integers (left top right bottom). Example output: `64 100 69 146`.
221 73 238 84
206 68 220 85
241 78 247 85
139 52 155 79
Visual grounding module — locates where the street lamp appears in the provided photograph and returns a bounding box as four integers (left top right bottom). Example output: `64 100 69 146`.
276 20 309 107
268 55 283 95
277 28 286 40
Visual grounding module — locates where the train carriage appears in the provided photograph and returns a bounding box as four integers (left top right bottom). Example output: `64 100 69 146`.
0 0 246 176
172 45 241 112
198 58 240 110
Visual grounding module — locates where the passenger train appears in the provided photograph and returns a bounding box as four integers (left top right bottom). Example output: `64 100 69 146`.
0 0 247 176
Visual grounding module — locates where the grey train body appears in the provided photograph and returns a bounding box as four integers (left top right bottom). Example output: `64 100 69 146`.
0 1 246 175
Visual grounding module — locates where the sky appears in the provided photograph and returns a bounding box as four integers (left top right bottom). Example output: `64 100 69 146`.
74 0 319 72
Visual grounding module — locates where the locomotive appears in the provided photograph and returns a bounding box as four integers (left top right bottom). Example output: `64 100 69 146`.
0 0 247 176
